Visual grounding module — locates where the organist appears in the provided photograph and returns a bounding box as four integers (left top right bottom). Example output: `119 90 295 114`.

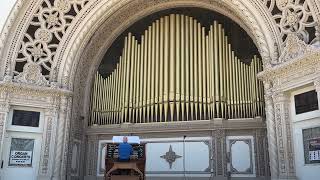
105 136 145 180
118 136 133 162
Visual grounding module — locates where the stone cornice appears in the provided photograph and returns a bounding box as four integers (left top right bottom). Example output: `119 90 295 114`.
86 117 266 135
257 50 320 81
0 81 73 97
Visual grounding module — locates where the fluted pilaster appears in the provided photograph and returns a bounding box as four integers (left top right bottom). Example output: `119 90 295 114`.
272 92 296 179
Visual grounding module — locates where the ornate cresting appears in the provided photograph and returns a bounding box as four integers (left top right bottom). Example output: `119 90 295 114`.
89 14 264 125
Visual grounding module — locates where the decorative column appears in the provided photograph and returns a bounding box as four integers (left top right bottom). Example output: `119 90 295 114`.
85 135 99 178
52 96 70 180
38 106 58 180
272 92 296 180
0 91 9 162
263 81 279 179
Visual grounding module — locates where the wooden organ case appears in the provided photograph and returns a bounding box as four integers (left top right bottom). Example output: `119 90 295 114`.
105 143 146 180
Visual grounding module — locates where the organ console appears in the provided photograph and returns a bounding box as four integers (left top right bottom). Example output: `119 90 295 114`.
89 14 265 126
104 143 146 180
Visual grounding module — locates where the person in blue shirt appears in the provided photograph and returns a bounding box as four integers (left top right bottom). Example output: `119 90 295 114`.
118 136 133 162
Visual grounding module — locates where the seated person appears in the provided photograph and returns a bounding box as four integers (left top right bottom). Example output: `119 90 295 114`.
118 136 133 162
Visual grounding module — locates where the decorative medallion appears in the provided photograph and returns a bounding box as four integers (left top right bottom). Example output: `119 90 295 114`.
160 145 182 169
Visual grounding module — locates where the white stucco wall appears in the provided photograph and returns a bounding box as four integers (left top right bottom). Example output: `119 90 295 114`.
0 0 17 33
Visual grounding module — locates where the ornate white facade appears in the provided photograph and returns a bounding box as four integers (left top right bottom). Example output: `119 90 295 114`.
0 0 319 180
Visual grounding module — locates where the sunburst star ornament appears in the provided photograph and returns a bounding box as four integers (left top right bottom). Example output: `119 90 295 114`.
160 145 182 169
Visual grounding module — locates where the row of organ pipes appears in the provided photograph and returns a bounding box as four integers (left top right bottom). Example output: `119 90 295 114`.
89 14 265 126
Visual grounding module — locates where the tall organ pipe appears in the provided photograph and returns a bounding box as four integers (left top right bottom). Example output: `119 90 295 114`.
89 14 265 125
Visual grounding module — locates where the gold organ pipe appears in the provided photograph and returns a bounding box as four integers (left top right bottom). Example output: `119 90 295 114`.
102 76 106 124
181 15 185 121
230 50 235 118
129 36 135 122
98 74 102 124
202 27 207 120
234 57 239 118
113 66 117 123
176 14 181 121
155 20 160 122
189 17 194 120
198 23 203 120
134 42 139 122
169 14 175 122
164 16 169 122
107 75 111 123
147 27 152 122
214 22 219 118
258 59 264 115
248 62 252 117
151 23 156 122
226 42 231 118
139 36 144 123
254 56 259 117
159 18 164 122
106 76 110 124
116 61 121 123
245 63 249 118
111 73 114 121
185 16 190 121
194 20 199 120
239 59 243 117
221 30 226 118
124 35 131 122
98 75 102 125
91 73 96 125
205 35 211 119
250 57 254 117
241 62 246 117
148 23 156 121
143 30 148 122
121 51 126 123
209 24 215 119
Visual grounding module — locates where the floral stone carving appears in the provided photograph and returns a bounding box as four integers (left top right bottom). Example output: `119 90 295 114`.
14 62 49 86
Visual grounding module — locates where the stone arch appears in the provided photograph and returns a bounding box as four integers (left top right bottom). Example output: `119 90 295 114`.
58 0 278 91
49 0 280 122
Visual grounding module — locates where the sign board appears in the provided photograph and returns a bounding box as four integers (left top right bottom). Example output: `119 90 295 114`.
309 139 320 161
112 136 140 144
9 151 33 166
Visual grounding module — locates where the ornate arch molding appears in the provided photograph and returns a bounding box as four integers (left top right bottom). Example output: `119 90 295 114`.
59 0 278 90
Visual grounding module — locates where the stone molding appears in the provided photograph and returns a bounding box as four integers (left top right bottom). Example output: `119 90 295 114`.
86 118 266 135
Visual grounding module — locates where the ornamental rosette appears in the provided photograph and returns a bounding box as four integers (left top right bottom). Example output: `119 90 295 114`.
39 8 66 32
54 0 71 13
280 5 304 33
23 40 52 64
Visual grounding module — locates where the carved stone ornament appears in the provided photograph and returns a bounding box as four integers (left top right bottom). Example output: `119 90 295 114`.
14 62 49 86
160 145 182 169
279 33 317 63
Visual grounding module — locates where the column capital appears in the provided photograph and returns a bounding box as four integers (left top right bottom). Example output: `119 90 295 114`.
272 92 289 104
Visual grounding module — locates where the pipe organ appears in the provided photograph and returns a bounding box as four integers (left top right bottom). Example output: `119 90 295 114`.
89 14 264 126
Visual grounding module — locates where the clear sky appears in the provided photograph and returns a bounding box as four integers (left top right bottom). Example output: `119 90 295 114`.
0 0 17 33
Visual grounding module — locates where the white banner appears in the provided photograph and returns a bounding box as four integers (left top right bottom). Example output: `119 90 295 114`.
9 151 33 165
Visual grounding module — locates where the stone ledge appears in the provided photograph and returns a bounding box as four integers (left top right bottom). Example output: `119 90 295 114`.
86 117 266 135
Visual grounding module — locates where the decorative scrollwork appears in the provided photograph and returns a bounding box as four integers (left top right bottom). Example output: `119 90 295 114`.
260 0 318 49
13 0 90 80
